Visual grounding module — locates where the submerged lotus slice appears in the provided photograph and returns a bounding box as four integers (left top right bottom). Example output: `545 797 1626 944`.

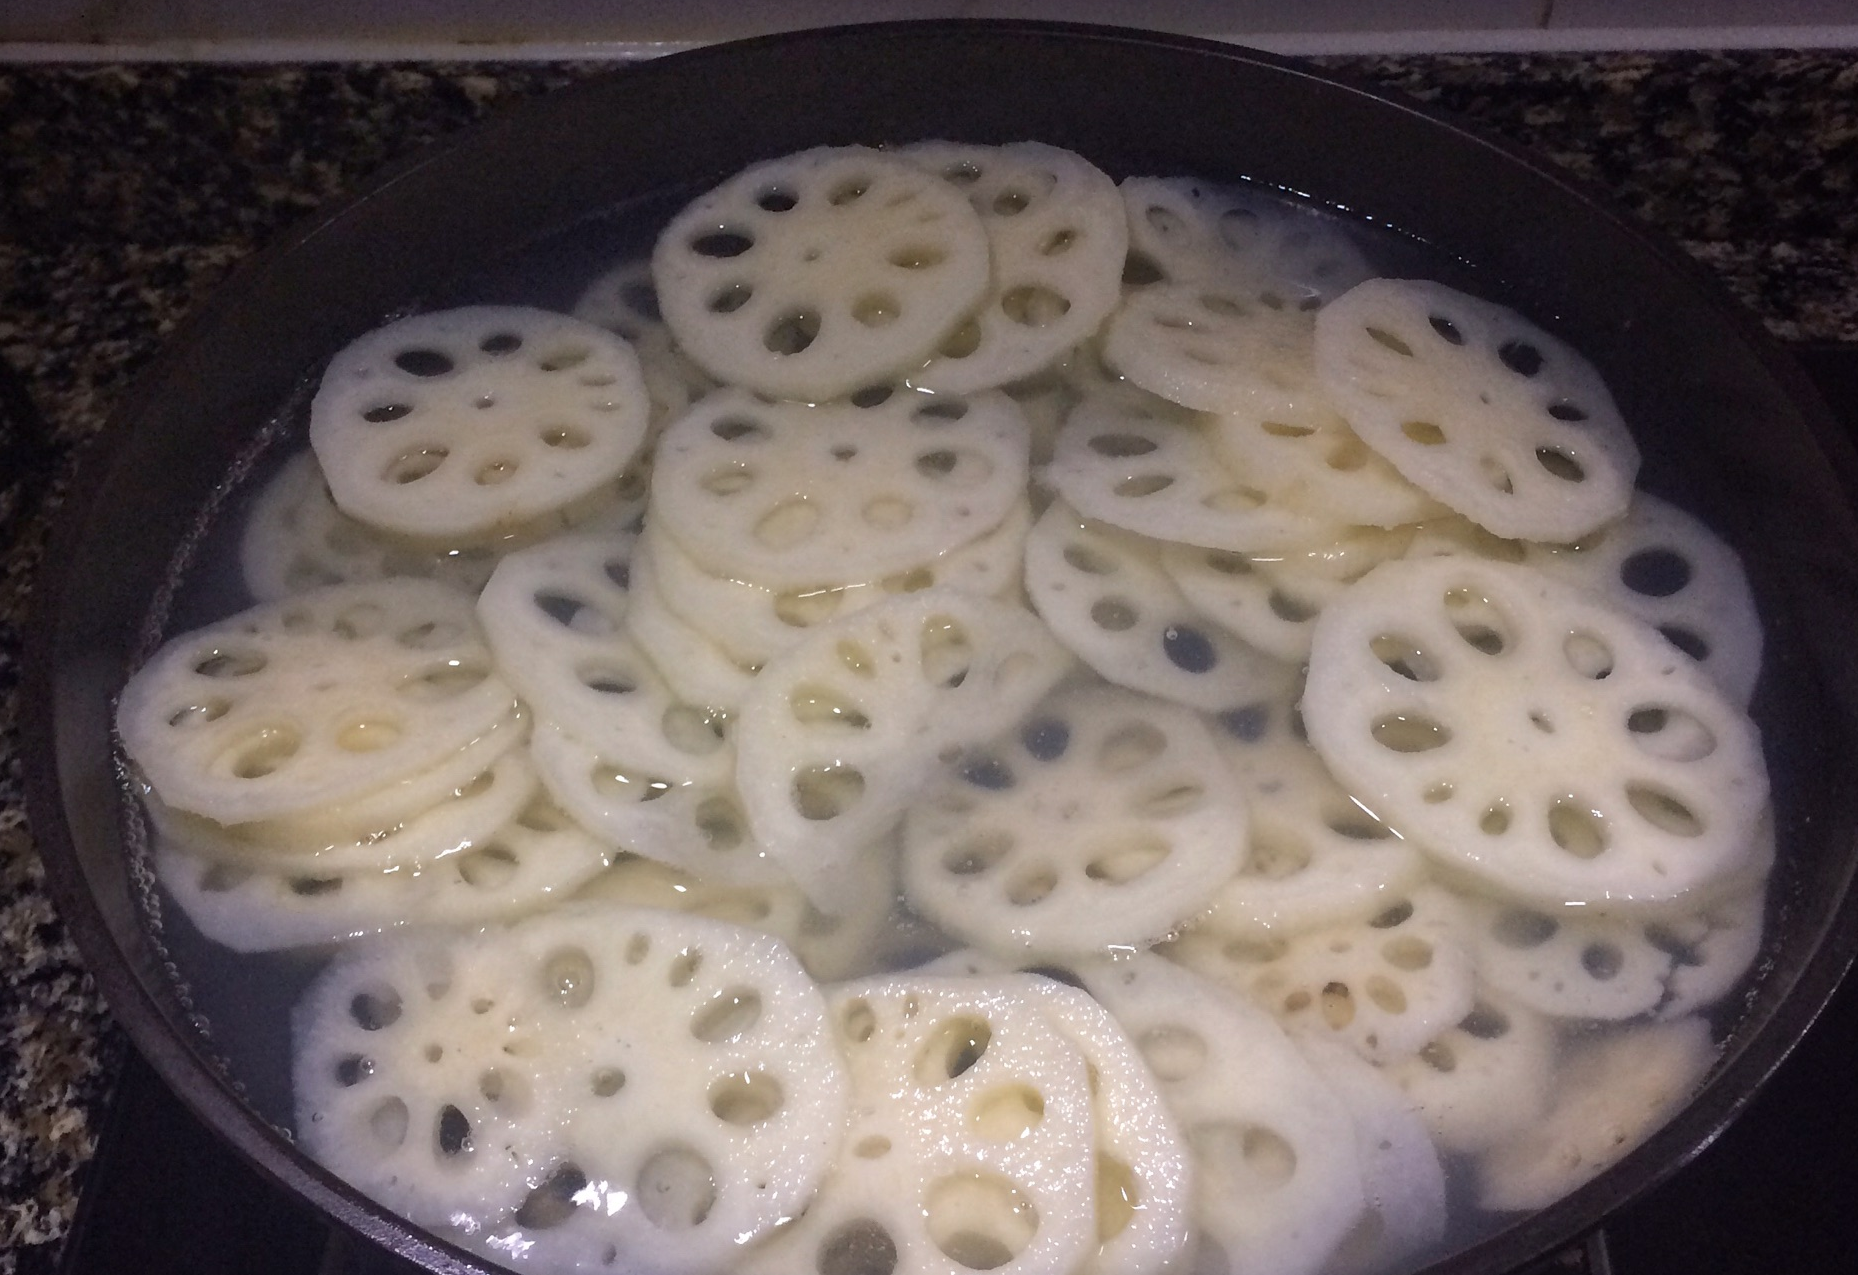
1203 708 1430 938
642 500 1031 669
477 532 736 779
1160 526 1413 667
649 387 1030 590
740 975 1099 1275
1079 954 1366 1275
293 905 847 1272
156 746 538 877
653 146 992 400
1023 500 1299 714
1173 886 1479 1066
904 684 1246 957
1383 992 1558 1157
571 255 718 430
904 141 1130 393
1294 1035 1447 1275
310 305 650 541
1209 394 1445 531
1475 1015 1714 1213
1314 278 1640 542
1524 491 1763 706
1045 397 1336 554
734 588 1070 914
1120 176 1372 301
117 578 516 824
240 451 503 601
528 720 784 889
1302 556 1770 907
160 791 614 951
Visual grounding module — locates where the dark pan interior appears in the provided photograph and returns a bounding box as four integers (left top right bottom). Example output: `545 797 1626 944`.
25 20 1858 1275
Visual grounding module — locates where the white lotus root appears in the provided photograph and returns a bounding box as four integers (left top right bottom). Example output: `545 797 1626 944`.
1080 954 1366 1275
571 849 903 983
1161 526 1413 666
903 141 1129 393
476 533 736 779
1120 177 1372 301
1302 556 1770 906
1462 876 1768 1022
1313 278 1640 542
903 685 1247 957
1525 491 1763 706
1202 715 1430 938
309 306 650 541
1024 501 1299 713
159 792 613 951
642 501 1030 668
742 975 1100 1275
240 452 503 601
146 704 526 864
1294 1035 1447 1275
571 256 718 429
1209 395 1444 530
528 721 783 888
734 588 1070 912
1382 992 1558 1156
152 747 539 876
652 146 992 400
1475 1016 1713 1212
1173 887 1479 1065
623 547 760 712
293 906 848 1272
1046 397 1336 553
649 387 1030 589
903 959 1197 1275
117 579 516 824
1103 280 1328 419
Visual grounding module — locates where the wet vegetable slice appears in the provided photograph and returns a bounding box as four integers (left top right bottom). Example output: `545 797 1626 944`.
1314 279 1640 542
1302 556 1770 907
310 306 650 541
293 905 847 1272
653 146 991 400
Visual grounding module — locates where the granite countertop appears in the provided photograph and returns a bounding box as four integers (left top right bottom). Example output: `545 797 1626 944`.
1 48 1856 1274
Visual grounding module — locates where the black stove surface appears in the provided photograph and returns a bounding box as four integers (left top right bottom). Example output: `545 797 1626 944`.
51 347 1858 1275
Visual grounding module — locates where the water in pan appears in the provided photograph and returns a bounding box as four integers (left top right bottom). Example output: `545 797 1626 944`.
122 149 1776 1275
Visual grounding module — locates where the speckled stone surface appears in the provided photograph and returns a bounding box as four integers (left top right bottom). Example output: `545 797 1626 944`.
0 49 1854 1274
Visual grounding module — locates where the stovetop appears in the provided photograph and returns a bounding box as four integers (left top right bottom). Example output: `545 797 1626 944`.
47 346 1858 1275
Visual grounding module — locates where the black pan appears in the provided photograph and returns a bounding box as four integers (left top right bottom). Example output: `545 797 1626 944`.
25 20 1858 1275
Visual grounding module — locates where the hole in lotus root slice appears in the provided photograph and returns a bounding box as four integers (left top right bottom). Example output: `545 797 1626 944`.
1137 1025 1209 1083
916 1016 994 1084
817 1219 902 1275
691 988 763 1044
969 1085 1047 1141
792 766 867 821
514 1162 591 1230
925 1171 1040 1270
1193 1121 1299 1194
709 1070 785 1125
1442 586 1512 655
636 1144 719 1231
1368 633 1443 682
